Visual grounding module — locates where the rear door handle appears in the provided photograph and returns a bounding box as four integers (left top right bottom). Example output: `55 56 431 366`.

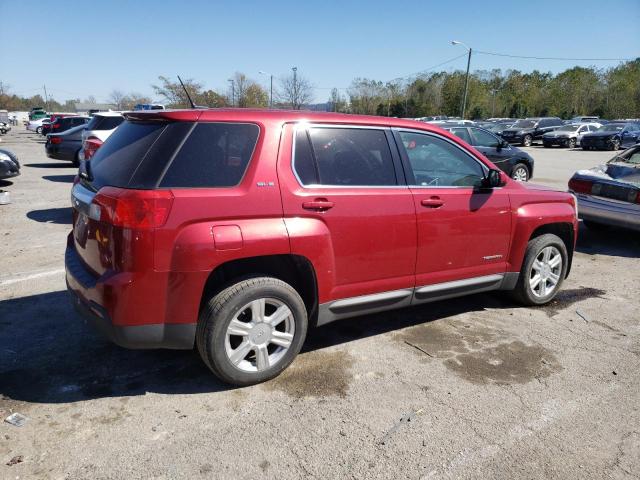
302 199 335 211
421 197 444 208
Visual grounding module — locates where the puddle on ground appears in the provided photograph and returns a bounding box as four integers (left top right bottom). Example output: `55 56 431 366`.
395 321 562 385
394 321 498 358
542 287 606 317
263 350 354 399
444 340 561 385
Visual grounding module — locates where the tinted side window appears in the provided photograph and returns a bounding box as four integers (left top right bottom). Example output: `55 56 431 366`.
98 116 124 130
450 128 471 144
293 128 319 185
306 127 397 186
471 128 501 147
398 131 485 187
160 122 260 188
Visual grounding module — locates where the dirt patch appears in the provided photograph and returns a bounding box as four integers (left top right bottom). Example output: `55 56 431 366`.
394 321 498 358
264 350 354 399
542 287 606 317
444 340 562 385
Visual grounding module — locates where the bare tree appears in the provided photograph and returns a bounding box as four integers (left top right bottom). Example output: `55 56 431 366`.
108 90 127 109
278 70 314 109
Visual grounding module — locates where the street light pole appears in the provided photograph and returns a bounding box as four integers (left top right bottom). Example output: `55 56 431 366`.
451 41 472 119
292 66 297 109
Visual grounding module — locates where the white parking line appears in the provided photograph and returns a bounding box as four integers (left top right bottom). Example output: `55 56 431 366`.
0 268 65 286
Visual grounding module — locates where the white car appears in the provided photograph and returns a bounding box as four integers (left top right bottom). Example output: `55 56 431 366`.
26 118 50 134
542 122 601 149
80 111 125 160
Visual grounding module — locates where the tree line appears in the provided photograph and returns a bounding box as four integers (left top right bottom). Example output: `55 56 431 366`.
1 60 638 119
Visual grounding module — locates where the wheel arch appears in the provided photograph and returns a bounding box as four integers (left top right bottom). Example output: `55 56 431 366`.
528 223 575 277
200 254 319 327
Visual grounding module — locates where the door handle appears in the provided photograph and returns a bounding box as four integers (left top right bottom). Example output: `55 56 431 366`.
421 197 444 208
302 199 335 212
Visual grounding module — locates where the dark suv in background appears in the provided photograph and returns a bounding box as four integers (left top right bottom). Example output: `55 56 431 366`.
500 117 564 146
46 116 90 136
444 125 534 181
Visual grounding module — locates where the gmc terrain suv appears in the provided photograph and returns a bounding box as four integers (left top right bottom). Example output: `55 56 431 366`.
66 109 578 386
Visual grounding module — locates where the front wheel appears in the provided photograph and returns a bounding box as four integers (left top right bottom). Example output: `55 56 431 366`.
511 163 530 182
36 126 43 134
609 138 620 150
522 134 532 147
568 138 576 148
196 277 308 386
511 233 568 306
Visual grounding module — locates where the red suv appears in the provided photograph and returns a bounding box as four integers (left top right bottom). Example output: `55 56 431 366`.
66 109 578 385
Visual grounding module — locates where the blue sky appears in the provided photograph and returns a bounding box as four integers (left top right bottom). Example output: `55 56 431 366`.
1 0 638 103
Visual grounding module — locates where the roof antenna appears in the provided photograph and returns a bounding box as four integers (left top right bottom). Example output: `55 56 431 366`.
177 75 197 109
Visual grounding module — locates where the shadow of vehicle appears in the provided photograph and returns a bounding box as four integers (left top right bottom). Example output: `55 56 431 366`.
0 289 514 404
25 162 75 169
576 222 639 258
42 174 76 183
26 207 72 224
0 180 13 187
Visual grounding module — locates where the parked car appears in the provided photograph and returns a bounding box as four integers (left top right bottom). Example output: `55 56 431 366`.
66 110 578 386
568 144 640 231
487 121 517 136
46 116 89 136
542 123 601 149
80 112 124 159
133 104 165 111
45 124 87 165
0 148 20 180
26 117 49 134
41 114 81 136
570 116 600 123
580 122 640 150
444 125 534 181
28 107 47 120
500 117 564 146
0 122 11 134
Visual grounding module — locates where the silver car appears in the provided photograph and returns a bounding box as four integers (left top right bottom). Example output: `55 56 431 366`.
568 144 640 231
542 123 601 148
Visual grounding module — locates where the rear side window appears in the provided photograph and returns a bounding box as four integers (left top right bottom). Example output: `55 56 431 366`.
159 123 259 188
450 128 471 144
294 127 397 186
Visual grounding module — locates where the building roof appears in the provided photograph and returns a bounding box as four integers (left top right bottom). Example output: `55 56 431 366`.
74 102 117 111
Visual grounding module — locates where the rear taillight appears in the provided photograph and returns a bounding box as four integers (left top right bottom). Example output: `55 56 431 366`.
51 136 62 144
628 190 640 204
91 187 174 229
52 123 60 129
568 178 593 194
84 136 103 159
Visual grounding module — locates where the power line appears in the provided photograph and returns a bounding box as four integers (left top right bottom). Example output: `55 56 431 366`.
388 52 469 83
475 50 635 62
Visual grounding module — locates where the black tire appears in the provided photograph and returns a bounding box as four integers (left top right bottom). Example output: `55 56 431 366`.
197 276 308 386
72 150 81 167
543 142 551 148
522 134 532 147
511 233 568 306
568 138 576 148
511 163 530 182
36 126 42 134
583 220 610 231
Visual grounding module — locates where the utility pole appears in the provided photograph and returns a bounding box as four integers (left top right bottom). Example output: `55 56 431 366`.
292 66 297 109
451 41 472 119
228 79 235 107
43 84 49 112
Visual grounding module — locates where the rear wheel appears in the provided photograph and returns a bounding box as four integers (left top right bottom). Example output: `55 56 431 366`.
36 126 42 134
522 134 533 147
610 138 620 150
512 233 567 306
72 149 81 167
568 138 576 148
511 163 530 182
197 276 308 386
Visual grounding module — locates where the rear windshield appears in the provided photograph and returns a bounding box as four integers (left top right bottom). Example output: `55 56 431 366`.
86 115 124 131
87 121 260 190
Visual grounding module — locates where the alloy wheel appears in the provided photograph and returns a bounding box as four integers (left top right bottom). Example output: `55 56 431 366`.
523 135 532 147
224 297 295 373
512 166 529 182
529 246 562 298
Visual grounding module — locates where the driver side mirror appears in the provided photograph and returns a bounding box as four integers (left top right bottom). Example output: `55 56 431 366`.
482 169 504 188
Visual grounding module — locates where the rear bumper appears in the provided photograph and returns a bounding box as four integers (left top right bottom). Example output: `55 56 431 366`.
577 194 640 231
45 144 75 161
65 237 195 349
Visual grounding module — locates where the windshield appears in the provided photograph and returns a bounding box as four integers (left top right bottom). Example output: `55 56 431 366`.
597 124 624 132
556 125 579 132
512 120 536 128
609 147 640 166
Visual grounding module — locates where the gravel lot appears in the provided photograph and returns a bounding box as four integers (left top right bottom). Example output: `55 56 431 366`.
1 128 639 479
